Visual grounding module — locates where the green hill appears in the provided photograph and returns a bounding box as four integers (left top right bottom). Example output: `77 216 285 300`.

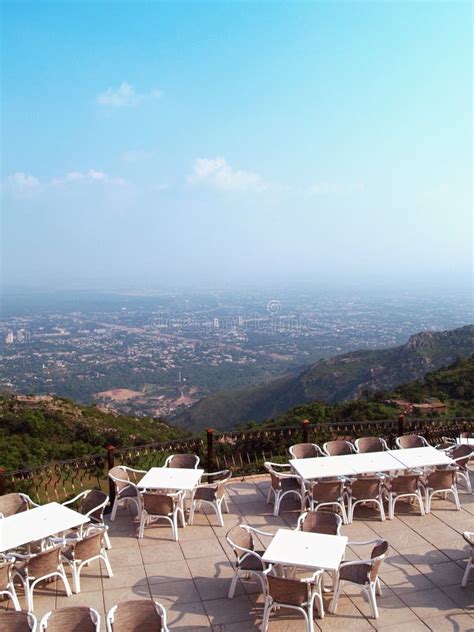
0 395 187 471
173 325 474 431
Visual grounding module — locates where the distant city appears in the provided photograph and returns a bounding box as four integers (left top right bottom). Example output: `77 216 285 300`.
1 289 472 418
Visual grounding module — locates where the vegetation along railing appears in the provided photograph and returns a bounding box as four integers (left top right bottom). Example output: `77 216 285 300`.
1 415 472 505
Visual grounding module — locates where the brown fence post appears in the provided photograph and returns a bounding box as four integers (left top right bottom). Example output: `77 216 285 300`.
106 445 115 512
302 419 309 443
0 468 5 495
206 429 214 472
398 413 405 437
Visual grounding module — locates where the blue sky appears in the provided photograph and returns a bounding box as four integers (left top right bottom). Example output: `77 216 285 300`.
1 1 472 291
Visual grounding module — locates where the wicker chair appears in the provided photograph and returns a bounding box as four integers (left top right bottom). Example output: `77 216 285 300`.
355 437 389 453
329 539 389 619
264 462 304 516
163 454 200 469
303 479 348 524
189 470 231 527
289 444 324 459
461 531 473 587
0 554 21 611
0 493 38 519
322 440 357 456
261 572 325 631
12 546 72 612
106 600 169 632
346 476 386 522
450 444 473 493
296 510 342 535
39 607 100 631
422 467 461 513
62 489 111 548
383 473 425 519
226 525 274 598
52 527 113 593
108 466 145 521
395 434 430 449
138 491 185 541
0 611 37 632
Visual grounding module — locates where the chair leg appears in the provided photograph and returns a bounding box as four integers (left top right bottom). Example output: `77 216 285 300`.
104 529 112 550
9 587 21 612
101 552 114 578
260 597 272 632
266 486 273 504
72 564 81 594
376 576 383 596
228 571 240 599
340 501 348 525
215 501 224 528
58 567 73 597
416 491 425 516
189 501 195 525
273 491 281 517
377 499 386 522
110 497 120 521
452 486 461 510
461 560 472 587
367 582 379 618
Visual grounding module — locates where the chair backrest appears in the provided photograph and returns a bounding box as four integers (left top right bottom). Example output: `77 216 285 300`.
78 490 108 522
142 492 174 516
289 443 322 459
27 546 62 578
40 607 99 632
107 600 164 632
73 530 104 561
309 479 344 503
0 493 29 518
426 467 456 489
298 510 342 535
351 476 382 499
323 440 355 456
166 454 199 469
369 540 389 581
226 525 254 559
355 437 387 453
108 466 131 491
0 557 14 591
0 611 36 632
267 575 307 607
389 473 421 494
396 434 428 449
451 444 473 468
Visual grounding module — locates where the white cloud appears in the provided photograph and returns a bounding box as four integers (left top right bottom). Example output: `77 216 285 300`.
8 172 40 188
189 157 266 192
97 82 162 107
51 170 126 186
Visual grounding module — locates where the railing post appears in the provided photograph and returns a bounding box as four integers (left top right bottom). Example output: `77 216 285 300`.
0 467 5 495
302 419 309 443
206 428 214 472
398 413 405 437
106 445 115 512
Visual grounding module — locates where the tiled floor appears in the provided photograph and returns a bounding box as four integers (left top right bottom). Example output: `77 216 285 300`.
2 470 473 631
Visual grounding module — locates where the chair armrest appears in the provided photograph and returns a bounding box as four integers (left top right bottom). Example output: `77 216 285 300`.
247 526 276 538
125 467 147 474
348 539 381 546
339 559 372 568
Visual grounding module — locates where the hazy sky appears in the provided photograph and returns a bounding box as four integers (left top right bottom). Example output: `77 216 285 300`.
1 1 472 292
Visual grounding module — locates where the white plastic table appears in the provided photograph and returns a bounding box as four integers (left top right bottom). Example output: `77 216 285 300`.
0 502 89 553
137 468 204 492
389 446 454 469
290 451 405 480
290 455 356 480
262 528 348 571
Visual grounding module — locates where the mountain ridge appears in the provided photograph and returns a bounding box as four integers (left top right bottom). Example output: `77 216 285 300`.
173 325 474 431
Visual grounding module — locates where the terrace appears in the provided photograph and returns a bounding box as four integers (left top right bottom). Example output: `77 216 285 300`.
1 419 473 630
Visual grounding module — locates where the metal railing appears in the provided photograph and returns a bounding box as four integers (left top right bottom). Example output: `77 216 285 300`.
1 415 472 505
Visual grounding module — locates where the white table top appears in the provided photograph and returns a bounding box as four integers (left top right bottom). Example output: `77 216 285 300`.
389 446 454 469
0 502 89 553
138 467 204 492
341 451 407 475
290 451 405 480
262 528 348 571
457 437 474 446
290 455 356 480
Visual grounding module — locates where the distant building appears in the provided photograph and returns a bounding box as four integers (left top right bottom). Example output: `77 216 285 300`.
5 331 14 344
213 318 219 329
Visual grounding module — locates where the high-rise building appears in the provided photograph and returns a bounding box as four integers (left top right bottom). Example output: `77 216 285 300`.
5 331 14 344
213 318 219 329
